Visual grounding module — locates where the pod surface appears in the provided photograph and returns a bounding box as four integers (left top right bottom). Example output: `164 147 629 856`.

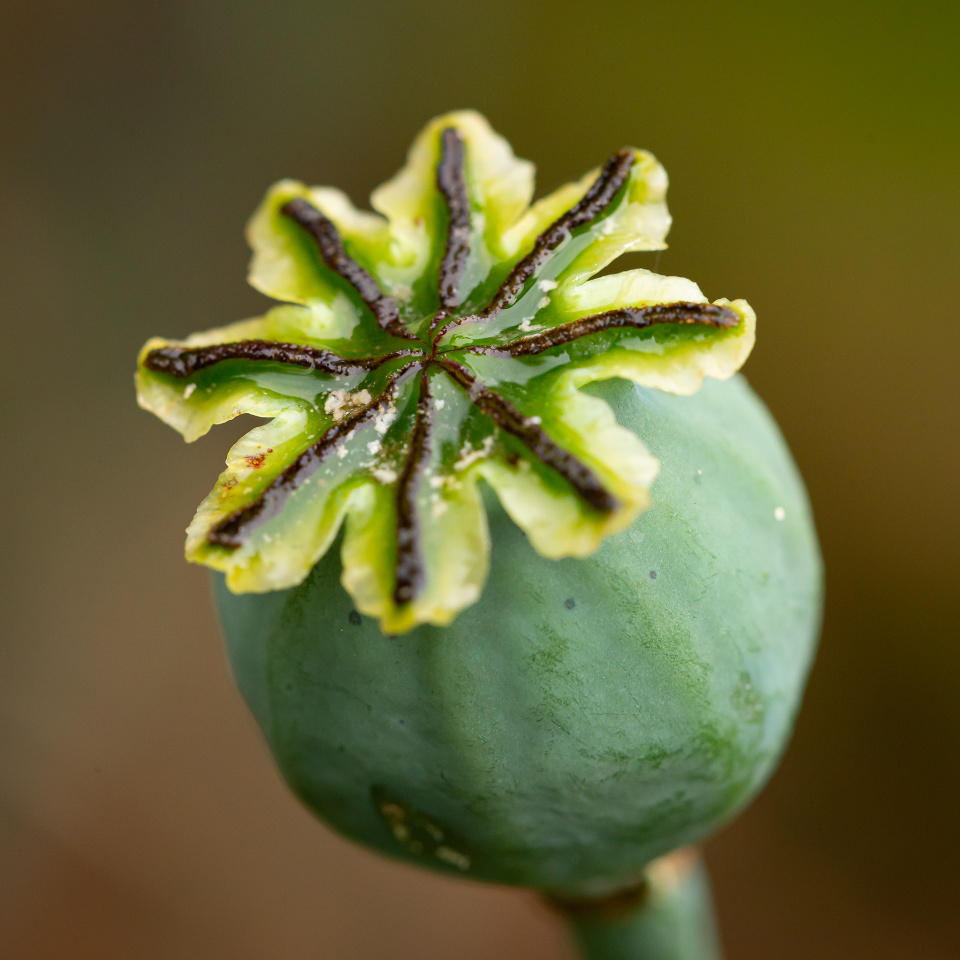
216 374 822 892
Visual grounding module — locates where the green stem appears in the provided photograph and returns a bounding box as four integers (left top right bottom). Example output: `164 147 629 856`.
547 849 723 960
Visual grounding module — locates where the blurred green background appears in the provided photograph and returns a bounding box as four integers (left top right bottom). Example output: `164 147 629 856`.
1 1 958 957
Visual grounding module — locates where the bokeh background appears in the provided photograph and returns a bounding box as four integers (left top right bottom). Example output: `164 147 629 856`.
2 1 958 957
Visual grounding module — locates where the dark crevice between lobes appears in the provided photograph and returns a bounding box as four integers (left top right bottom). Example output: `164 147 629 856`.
207 365 419 548
144 340 412 377
281 198 418 341
438 359 619 514
393 369 435 606
469 302 739 357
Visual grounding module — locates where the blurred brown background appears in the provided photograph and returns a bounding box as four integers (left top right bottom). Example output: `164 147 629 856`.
1 1 958 957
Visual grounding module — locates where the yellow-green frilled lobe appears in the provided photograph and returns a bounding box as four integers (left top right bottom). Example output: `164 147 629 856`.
136 111 756 634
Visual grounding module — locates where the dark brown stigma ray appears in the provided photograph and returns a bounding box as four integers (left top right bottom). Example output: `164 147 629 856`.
468 302 740 358
436 128 472 311
208 364 419 548
282 198 418 342
144 339 413 379
438 359 619 514
434 149 635 342
481 149 635 317
393 369 435 606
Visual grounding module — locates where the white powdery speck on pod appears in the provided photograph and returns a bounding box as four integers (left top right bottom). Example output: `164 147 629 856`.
324 388 372 422
372 466 398 484
374 403 397 436
454 436 495 471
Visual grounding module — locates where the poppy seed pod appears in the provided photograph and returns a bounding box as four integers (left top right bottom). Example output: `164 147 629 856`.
216 372 820 891
138 111 821 953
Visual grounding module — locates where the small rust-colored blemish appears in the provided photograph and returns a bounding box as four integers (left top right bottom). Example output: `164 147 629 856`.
245 453 267 468
207 366 417 548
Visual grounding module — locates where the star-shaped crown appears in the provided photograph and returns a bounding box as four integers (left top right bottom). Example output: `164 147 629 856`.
137 111 755 633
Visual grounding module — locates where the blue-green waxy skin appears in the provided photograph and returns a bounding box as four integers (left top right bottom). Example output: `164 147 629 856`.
215 374 821 894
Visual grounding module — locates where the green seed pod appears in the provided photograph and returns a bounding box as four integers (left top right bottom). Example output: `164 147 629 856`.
137 111 821 934
216 373 820 893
